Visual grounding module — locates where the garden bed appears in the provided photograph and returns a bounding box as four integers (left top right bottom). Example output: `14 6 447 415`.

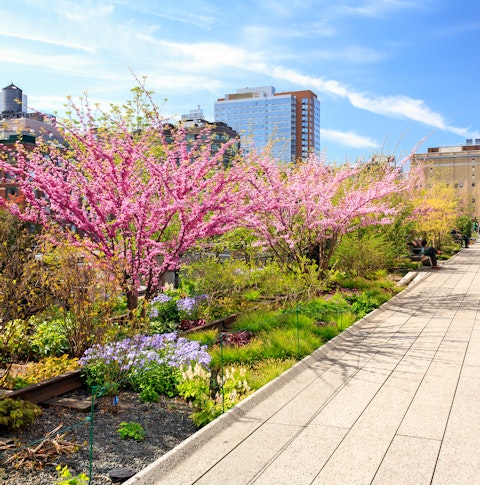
0 388 197 485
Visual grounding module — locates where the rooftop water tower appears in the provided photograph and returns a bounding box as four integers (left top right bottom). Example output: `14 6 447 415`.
2 83 23 115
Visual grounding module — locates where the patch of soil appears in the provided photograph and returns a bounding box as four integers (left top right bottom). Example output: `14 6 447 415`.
0 388 198 485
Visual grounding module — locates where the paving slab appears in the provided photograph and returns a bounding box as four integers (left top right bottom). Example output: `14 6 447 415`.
371 435 441 485
125 242 480 485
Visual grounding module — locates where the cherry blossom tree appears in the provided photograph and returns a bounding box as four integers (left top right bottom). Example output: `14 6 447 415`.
0 95 249 311
243 150 421 274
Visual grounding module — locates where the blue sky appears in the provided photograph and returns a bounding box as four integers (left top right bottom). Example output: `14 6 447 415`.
1 0 479 163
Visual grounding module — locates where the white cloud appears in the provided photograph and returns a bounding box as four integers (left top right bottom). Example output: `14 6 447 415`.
111 0 217 29
0 47 115 79
335 0 418 18
2 2 474 141
245 62 476 138
321 128 379 149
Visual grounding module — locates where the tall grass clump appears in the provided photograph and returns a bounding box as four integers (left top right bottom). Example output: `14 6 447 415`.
231 309 280 333
246 358 296 390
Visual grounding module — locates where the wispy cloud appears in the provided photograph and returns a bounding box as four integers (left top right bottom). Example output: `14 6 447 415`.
321 128 379 149
0 30 95 53
111 0 217 29
335 0 419 18
0 47 115 79
248 63 476 137
2 1 475 142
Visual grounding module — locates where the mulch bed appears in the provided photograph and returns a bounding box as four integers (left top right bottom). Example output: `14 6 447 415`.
0 388 198 485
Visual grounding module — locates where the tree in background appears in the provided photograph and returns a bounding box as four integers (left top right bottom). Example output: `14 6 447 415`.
411 176 461 248
455 214 473 241
243 151 421 275
0 91 250 312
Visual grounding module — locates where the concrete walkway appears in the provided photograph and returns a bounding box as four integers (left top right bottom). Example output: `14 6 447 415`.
126 243 480 485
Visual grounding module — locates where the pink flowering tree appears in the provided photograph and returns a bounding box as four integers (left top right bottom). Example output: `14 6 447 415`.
243 151 421 274
0 96 249 311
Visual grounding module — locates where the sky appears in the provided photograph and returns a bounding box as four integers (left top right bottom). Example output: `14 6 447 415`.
1 0 479 163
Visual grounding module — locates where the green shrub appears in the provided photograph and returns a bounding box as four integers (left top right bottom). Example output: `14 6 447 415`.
182 258 320 319
456 214 472 239
117 421 145 440
0 319 33 361
0 398 42 430
332 230 397 275
149 319 179 335
138 386 160 403
243 289 261 301
129 363 181 398
30 316 70 357
346 291 386 317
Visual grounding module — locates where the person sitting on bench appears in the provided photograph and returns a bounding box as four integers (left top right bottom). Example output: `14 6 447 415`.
450 228 469 248
419 239 441 269
411 239 442 269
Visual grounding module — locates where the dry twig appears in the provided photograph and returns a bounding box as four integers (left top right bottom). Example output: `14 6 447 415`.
2 424 82 469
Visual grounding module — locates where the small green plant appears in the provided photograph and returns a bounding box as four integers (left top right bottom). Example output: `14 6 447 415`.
243 289 261 301
55 465 89 485
138 386 160 403
130 363 181 398
346 289 390 318
117 421 145 441
0 398 43 430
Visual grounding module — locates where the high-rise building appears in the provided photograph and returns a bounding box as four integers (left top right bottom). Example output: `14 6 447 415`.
214 86 320 163
412 140 480 217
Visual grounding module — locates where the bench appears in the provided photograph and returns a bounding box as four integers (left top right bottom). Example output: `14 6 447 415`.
409 247 432 268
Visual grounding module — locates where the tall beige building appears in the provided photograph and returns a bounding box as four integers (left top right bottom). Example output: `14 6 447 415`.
413 139 480 217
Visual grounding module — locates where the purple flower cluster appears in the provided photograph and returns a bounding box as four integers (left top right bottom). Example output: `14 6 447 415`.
176 297 196 313
149 292 207 319
151 294 172 304
79 332 211 374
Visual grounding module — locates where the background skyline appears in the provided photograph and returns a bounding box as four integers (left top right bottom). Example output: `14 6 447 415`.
1 0 479 163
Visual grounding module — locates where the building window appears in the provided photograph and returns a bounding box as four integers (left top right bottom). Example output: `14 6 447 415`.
5 187 18 199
